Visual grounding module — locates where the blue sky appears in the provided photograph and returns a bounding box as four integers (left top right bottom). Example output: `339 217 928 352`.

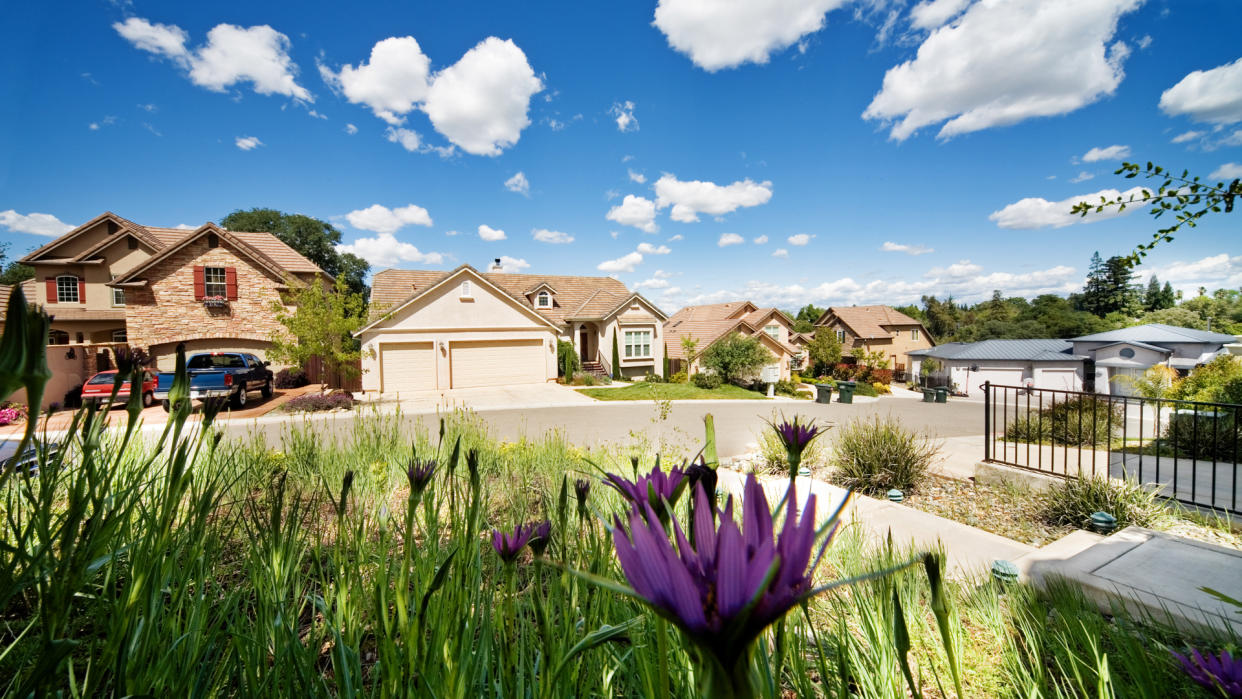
2 0 1240 312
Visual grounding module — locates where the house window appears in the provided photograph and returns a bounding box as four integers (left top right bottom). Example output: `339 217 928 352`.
57 275 80 303
112 287 125 306
835 329 846 343
127 237 139 250
204 267 227 298
624 330 652 358
537 291 551 308
48 330 69 345
111 329 127 343
1119 347 1135 359
765 324 780 340
911 328 919 340
460 281 472 298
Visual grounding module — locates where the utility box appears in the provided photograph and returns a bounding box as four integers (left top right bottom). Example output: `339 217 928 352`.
760 364 780 384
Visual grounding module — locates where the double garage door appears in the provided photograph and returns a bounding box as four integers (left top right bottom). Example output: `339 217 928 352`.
379 339 547 392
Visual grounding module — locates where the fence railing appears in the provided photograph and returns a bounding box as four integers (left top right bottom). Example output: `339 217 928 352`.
982 381 1240 515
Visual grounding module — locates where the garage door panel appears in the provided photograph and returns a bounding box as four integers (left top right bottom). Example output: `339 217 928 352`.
450 339 545 388
969 368 1022 394
381 342 435 392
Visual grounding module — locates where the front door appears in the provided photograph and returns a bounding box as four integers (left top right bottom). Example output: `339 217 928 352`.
579 327 590 362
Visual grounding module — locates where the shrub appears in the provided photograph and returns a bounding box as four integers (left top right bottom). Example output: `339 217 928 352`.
831 415 940 494
1172 355 1242 404
0 402 27 426
872 382 891 395
691 372 723 389
1004 395 1123 446
1162 409 1241 461
282 392 355 413
869 368 893 385
700 333 771 385
274 367 309 389
644 371 666 383
851 381 879 398
772 379 802 398
557 340 580 378
669 370 688 384
1041 476 1166 530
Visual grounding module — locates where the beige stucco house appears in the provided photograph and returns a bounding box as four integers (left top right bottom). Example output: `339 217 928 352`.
358 264 667 393
814 305 935 376
663 301 802 381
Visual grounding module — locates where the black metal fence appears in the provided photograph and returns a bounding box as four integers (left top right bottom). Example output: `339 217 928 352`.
983 382 1240 515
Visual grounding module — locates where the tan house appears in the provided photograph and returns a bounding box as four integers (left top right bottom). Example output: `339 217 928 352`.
357 263 667 393
813 305 934 376
663 301 802 381
18 211 324 375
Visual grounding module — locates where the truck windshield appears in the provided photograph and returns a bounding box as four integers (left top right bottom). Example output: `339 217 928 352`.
187 355 246 369
86 373 118 385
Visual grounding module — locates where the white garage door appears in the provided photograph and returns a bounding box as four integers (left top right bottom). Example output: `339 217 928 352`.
381 342 436 392
1038 369 1079 391
450 339 546 388
969 368 1023 394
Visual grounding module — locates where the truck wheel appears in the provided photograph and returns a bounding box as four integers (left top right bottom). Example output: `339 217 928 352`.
231 386 247 409
161 399 171 412
261 379 273 399
142 392 154 408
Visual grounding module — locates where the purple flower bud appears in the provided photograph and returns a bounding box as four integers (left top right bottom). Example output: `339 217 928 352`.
1172 647 1242 697
406 457 437 496
604 464 688 514
491 522 537 565
528 520 552 557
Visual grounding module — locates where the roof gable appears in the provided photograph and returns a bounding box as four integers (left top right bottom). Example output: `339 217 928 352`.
20 212 163 263
110 223 315 285
815 305 930 341
1072 323 1236 345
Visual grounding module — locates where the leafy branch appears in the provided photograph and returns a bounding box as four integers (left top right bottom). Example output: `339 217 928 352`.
1070 161 1240 267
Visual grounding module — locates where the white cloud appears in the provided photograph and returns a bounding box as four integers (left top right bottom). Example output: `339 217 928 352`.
925 259 983 277
718 233 744 247
753 235 769 244
174 223 195 230
319 36 430 125
606 195 658 233
1136 34 1152 50
445 229 459 236
0 210 74 237
335 234 444 268
909 0 971 30
424 38 543 155
497 255 530 271
89 123 100 131
787 233 813 246
668 234 684 242
478 224 507 241
532 228 574 244
1159 57 1242 125
989 186 1146 229
597 251 644 273
653 0 846 71
611 101 638 132
344 123 358 135
385 126 421 151
637 242 671 255
628 169 646 184
1210 163 1242 180
654 174 773 222
1070 171 1095 183
864 0 1141 141
235 135 263 150
1171 130 1204 143
505 171 530 196
881 241 933 255
345 203 433 234
114 18 312 101
772 248 789 258
1082 144 1130 162
634 277 670 290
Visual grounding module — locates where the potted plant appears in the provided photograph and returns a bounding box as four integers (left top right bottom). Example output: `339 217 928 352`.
202 295 229 308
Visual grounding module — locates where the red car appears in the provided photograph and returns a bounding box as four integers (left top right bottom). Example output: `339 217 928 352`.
81 369 158 408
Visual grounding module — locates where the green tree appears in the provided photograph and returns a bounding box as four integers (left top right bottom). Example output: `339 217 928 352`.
267 276 368 390
1079 253 1139 318
0 241 34 286
806 328 842 375
1072 161 1241 266
1142 275 1175 312
662 342 670 380
1136 307 1207 330
556 340 579 378
680 334 700 365
1159 281 1177 309
792 304 824 333
611 333 620 381
700 333 771 385
1172 355 1242 404
220 208 370 297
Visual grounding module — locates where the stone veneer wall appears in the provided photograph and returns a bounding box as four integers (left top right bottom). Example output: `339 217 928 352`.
123 237 293 351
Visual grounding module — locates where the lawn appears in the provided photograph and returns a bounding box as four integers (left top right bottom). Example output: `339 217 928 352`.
576 381 769 400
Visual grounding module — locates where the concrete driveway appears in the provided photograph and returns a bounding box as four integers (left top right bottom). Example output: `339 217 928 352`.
366 382 598 413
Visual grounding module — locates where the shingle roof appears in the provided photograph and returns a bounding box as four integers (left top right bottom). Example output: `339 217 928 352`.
664 302 796 360
909 339 1085 362
111 223 324 284
1072 323 1237 345
815 305 925 340
368 267 663 326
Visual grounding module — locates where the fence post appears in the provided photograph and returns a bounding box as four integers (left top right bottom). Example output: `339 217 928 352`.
983 380 991 462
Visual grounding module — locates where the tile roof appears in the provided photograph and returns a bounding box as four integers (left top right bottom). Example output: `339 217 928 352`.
1072 323 1237 345
368 267 662 326
816 305 924 339
909 339 1084 362
664 302 796 359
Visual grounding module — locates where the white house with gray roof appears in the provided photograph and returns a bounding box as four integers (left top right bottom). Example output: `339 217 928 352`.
907 323 1238 397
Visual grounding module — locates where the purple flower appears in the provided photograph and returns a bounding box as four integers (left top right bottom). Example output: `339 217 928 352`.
574 479 591 516
604 464 688 514
491 523 537 565
528 520 552 557
611 474 844 671
767 415 825 476
406 457 437 497
1173 648 1242 697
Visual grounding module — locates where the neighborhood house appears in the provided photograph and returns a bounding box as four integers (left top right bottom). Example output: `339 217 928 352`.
662 301 803 381
357 262 667 393
813 305 935 378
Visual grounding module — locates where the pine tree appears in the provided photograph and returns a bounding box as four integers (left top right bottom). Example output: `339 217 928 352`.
1144 276 1162 312
611 334 620 381
1159 281 1177 310
1079 251 1108 316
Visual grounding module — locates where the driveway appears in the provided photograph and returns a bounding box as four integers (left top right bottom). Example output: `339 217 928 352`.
368 382 597 413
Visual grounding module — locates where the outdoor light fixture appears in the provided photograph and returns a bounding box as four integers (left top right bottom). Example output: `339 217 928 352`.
887 488 904 502
1089 511 1117 534
991 559 1019 585
65 347 76 359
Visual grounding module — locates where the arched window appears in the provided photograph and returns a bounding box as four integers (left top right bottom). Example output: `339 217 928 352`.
48 329 69 345
460 280 472 298
537 291 551 308
57 275 80 303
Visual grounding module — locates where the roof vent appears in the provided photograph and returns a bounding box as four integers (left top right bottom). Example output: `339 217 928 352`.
489 257 503 272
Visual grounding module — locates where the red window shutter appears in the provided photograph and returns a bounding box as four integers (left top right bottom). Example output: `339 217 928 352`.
77 279 86 303
193 266 205 300
46 278 57 304
225 267 238 300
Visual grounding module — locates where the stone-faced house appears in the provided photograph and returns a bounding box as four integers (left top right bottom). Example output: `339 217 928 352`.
357 263 667 392
19 211 324 373
662 301 803 381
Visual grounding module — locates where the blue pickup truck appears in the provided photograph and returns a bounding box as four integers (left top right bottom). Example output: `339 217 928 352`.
155 352 274 411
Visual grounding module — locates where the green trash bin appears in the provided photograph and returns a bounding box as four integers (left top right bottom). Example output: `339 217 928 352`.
837 381 855 404
934 387 948 403
815 384 832 404
921 388 935 403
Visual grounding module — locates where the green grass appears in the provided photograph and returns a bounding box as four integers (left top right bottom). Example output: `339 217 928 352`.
575 381 770 400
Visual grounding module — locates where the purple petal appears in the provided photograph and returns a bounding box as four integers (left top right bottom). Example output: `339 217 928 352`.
715 516 749 618
693 483 717 557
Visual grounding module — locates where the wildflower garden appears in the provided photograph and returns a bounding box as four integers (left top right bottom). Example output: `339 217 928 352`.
2 287 1240 697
